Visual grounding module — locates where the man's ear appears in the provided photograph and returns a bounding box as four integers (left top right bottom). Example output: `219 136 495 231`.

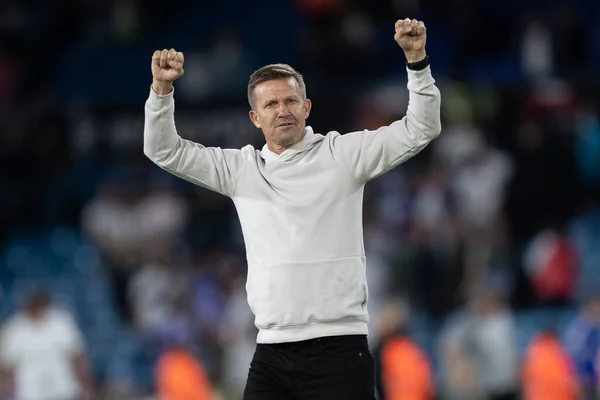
249 110 261 128
304 98 312 119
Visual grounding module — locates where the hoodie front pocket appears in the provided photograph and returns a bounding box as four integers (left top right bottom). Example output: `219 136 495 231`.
246 257 368 329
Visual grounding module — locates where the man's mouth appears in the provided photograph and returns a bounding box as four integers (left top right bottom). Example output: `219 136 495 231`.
276 122 294 128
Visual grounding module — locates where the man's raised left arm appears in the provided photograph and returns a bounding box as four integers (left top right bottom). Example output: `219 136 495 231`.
330 18 442 184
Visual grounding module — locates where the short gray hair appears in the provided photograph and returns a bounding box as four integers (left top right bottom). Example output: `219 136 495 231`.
247 63 306 109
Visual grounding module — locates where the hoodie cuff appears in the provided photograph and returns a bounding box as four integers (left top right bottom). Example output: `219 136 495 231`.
406 65 435 92
147 85 174 109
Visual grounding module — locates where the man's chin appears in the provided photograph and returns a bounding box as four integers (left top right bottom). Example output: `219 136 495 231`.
275 126 298 138
278 132 303 147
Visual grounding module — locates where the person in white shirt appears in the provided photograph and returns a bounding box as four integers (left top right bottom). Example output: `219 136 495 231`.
144 17 441 400
0 291 95 400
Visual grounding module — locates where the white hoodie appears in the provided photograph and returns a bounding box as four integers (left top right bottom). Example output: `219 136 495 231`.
144 66 442 343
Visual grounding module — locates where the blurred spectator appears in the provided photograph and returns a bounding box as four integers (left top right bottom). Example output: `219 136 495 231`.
521 17 554 81
82 179 188 264
373 299 434 400
190 251 242 349
155 323 216 400
128 256 187 336
402 165 461 316
442 127 513 293
82 177 188 322
567 207 600 303
439 275 519 400
522 229 578 305
563 293 600 399
0 290 94 400
81 178 144 266
522 329 580 400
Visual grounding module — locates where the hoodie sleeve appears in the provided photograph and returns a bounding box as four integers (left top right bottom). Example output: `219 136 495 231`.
329 66 441 185
143 87 244 197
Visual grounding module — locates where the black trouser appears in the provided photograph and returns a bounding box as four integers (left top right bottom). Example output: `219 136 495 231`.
243 334 375 400
490 393 518 400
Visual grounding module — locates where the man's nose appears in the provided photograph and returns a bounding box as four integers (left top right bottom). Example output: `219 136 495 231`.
277 103 290 115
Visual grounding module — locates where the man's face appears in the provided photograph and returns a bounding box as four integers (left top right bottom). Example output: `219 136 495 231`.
249 78 311 154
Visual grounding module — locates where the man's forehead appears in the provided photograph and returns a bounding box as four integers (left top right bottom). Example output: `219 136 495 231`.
255 78 300 98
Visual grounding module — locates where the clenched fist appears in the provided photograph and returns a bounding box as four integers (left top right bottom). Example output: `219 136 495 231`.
394 18 427 63
151 48 184 95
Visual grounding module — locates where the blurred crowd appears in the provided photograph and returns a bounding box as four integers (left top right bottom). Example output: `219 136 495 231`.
1 0 600 399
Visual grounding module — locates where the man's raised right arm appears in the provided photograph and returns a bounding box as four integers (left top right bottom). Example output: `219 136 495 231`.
144 49 243 197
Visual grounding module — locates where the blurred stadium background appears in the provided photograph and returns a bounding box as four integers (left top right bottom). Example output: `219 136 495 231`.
1 0 600 399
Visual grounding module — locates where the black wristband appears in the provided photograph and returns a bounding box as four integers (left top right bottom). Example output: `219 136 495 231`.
406 55 430 71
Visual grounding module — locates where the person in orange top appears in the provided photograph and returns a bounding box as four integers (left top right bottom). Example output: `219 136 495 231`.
154 314 215 400
156 346 214 400
522 330 580 400
374 299 435 400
